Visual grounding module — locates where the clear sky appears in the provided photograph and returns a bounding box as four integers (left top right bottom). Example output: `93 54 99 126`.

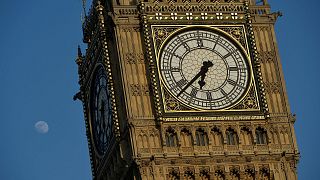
0 0 319 179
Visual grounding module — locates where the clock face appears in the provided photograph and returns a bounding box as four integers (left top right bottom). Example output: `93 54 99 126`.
90 67 113 155
159 28 250 110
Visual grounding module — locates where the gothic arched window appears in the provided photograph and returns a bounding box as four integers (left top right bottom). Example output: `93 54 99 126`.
259 167 270 180
211 127 223 146
166 128 178 147
226 128 238 145
215 170 225 180
196 128 209 146
168 169 180 180
241 127 253 145
245 168 255 180
184 170 195 180
256 127 268 145
230 168 240 180
180 128 193 147
199 169 210 180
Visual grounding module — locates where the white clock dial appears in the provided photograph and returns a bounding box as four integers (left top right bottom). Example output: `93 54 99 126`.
90 67 113 155
159 28 250 110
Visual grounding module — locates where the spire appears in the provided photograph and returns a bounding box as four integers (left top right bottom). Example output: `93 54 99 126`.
77 45 82 57
80 0 87 24
76 45 83 66
82 0 87 18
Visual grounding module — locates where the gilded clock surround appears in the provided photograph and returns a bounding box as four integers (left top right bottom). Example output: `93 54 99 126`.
89 66 113 156
154 25 258 112
141 4 269 118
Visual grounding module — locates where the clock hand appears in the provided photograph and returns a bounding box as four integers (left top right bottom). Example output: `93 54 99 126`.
177 71 202 97
100 101 106 130
198 61 213 89
177 60 213 96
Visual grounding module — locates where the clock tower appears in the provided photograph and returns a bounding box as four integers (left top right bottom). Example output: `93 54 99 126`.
75 0 299 179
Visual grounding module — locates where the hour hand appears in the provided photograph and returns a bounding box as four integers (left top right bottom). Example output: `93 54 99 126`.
198 61 213 89
198 76 206 89
177 60 213 96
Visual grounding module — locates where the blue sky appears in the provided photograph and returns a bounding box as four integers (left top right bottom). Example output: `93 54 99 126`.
0 0 319 179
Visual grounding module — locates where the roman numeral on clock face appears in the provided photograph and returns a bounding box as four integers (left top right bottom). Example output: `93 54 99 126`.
220 88 231 102
177 36 191 52
171 67 181 72
206 92 213 101
212 36 220 50
223 49 238 59
190 88 198 98
229 67 238 71
227 79 237 86
187 88 198 104
227 79 245 89
197 39 203 47
176 79 187 88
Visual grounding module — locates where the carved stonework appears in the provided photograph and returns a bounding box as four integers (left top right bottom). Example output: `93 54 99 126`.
143 1 245 14
77 0 299 179
130 84 142 96
142 85 150 96
168 167 180 179
114 7 139 16
121 26 141 32
257 51 276 64
130 84 150 96
253 26 271 33
125 52 145 64
244 167 255 179
263 81 281 94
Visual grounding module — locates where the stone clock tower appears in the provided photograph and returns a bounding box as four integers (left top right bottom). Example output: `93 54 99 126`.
75 0 299 179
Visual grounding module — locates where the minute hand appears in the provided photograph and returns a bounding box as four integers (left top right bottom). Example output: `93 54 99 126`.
177 61 213 97
177 71 202 97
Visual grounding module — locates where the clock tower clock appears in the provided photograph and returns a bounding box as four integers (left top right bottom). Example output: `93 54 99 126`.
75 0 299 179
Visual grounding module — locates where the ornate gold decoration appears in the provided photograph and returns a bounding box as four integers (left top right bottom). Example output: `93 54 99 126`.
163 89 191 111
233 85 259 110
141 84 150 96
219 26 247 49
153 27 178 53
243 2 269 117
143 1 245 14
150 24 263 113
114 7 138 16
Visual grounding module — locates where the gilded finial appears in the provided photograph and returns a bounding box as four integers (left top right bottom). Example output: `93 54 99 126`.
82 0 87 17
96 0 104 11
78 45 82 57
76 45 83 66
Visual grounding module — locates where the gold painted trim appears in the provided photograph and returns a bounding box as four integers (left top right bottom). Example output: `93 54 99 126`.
151 25 257 112
161 115 266 122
